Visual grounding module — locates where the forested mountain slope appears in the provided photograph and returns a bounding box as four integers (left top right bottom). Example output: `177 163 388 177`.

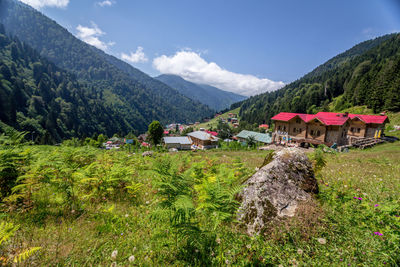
0 0 213 132
237 33 400 124
0 26 135 143
156 74 247 111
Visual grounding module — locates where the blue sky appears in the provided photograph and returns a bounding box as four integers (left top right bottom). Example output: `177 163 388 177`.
20 0 400 96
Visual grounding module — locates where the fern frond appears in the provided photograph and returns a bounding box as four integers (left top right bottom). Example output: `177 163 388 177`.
13 247 41 263
0 221 18 246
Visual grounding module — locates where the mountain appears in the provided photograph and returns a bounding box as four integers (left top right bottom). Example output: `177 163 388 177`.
236 33 400 125
0 0 213 135
0 28 134 143
155 74 247 111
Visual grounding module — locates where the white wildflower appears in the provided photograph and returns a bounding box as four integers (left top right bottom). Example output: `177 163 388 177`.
111 249 118 259
216 237 221 244
125 214 129 218
128 255 135 262
317 238 327 245
297 248 303 255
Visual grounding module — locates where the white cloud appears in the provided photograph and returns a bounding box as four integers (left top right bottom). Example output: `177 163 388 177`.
76 22 114 51
153 50 284 96
19 0 69 9
97 0 115 7
121 47 148 64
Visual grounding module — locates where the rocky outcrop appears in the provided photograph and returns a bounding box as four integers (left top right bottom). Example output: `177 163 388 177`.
237 148 318 235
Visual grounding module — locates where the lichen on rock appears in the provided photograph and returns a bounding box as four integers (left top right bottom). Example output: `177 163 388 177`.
237 148 318 235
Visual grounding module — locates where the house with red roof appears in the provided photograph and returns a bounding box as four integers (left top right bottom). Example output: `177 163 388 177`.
271 112 388 146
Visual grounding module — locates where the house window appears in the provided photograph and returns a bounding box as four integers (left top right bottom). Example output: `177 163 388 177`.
317 130 321 136
293 127 296 133
357 128 361 133
296 118 301 124
310 130 314 135
351 127 354 132
278 126 281 130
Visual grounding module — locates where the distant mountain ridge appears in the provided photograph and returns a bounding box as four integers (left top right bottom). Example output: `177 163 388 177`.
0 0 213 134
236 33 400 125
155 74 247 111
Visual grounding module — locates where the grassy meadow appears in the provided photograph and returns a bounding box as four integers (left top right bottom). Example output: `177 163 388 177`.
195 107 241 130
0 135 399 266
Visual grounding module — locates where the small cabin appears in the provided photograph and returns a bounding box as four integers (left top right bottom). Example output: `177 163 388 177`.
187 131 219 149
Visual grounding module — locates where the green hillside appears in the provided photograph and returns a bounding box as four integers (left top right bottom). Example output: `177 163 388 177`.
195 107 240 130
237 33 400 125
0 0 213 135
0 29 135 143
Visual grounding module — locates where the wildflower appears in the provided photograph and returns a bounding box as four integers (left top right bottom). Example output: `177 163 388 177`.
125 214 129 218
358 197 362 200
317 238 327 244
216 237 221 244
374 204 379 207
246 244 251 249
128 255 135 262
111 250 118 259
110 262 117 267
373 232 383 236
353 197 357 199
297 248 303 255
121 233 124 236
225 259 230 265
195 249 199 253
145 201 150 205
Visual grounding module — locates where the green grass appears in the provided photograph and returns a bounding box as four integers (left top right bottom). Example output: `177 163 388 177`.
0 141 399 266
195 107 240 130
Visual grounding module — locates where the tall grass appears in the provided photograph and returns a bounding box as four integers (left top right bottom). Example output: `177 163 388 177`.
0 139 399 265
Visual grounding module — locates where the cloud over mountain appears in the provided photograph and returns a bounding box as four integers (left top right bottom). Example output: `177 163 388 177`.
19 0 69 9
76 22 114 51
121 47 148 64
153 50 284 96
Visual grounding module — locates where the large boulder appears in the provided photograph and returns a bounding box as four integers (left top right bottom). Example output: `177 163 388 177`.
237 148 318 235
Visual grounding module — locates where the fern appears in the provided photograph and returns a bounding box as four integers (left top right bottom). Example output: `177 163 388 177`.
13 247 41 263
0 221 18 246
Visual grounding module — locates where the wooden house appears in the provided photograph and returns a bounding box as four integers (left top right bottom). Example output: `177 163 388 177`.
187 131 219 149
271 112 388 146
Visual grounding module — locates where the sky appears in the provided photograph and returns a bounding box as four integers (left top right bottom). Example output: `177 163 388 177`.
19 0 400 96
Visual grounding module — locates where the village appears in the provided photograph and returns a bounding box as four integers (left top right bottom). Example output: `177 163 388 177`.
102 110 393 152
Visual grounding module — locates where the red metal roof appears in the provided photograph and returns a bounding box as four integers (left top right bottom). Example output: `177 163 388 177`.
206 130 218 136
349 114 388 124
272 111 388 126
271 112 305 121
